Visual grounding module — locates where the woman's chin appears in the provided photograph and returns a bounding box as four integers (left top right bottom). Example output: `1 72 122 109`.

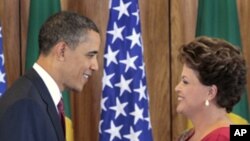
176 105 184 114
176 108 180 113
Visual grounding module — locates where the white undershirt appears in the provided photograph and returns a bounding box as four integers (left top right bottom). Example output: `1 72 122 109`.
33 63 61 112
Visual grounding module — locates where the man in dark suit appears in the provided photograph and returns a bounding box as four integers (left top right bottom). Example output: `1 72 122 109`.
0 11 100 141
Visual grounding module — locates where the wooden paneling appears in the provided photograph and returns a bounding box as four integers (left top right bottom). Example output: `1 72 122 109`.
170 0 198 140
20 0 30 73
0 0 3 20
237 0 250 104
170 1 186 140
2 0 21 86
140 0 170 140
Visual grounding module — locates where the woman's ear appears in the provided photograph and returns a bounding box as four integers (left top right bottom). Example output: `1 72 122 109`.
208 84 218 100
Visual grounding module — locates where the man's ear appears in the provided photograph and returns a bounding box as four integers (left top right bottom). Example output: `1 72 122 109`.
55 41 67 61
208 84 218 100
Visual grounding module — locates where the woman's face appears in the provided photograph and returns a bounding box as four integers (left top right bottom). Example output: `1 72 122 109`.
175 64 210 117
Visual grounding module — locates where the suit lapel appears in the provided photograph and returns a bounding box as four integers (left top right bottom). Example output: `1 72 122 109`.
24 69 65 141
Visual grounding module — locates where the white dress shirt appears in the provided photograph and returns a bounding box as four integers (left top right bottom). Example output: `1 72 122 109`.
33 63 62 112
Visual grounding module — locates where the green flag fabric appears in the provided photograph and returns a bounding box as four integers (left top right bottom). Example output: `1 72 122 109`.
195 0 250 124
26 0 74 140
25 0 60 70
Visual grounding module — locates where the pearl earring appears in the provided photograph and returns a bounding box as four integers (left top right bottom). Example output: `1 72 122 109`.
205 100 209 107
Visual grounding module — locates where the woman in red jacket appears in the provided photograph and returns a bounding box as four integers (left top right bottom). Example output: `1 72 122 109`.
175 36 247 141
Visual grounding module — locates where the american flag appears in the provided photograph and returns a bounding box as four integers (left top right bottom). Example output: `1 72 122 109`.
99 0 153 141
0 25 7 97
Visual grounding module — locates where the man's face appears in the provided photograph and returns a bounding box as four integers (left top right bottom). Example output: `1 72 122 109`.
62 30 101 92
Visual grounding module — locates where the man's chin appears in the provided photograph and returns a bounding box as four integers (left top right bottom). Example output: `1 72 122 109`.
64 86 83 94
69 89 81 94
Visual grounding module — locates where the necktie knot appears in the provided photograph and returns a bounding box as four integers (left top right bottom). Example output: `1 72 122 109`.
57 99 64 115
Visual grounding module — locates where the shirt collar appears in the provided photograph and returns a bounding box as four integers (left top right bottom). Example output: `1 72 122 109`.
33 63 62 108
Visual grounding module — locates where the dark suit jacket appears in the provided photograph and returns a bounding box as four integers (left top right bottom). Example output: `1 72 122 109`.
0 69 65 141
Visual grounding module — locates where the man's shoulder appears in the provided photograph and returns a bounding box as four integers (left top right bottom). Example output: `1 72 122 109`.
0 74 40 115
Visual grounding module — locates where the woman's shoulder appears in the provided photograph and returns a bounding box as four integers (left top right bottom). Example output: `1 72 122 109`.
202 127 229 141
